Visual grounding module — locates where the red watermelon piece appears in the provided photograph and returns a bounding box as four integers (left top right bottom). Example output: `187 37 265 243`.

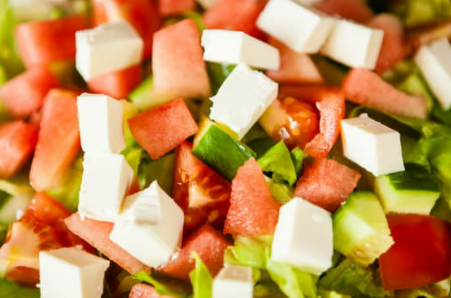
129 284 173 298
295 159 361 212
315 0 374 23
158 0 195 16
224 158 280 236
29 89 81 191
0 67 60 118
15 15 89 68
0 121 38 179
367 14 409 74
152 19 210 100
65 213 150 275
159 225 230 280
128 98 198 160
342 68 428 119
87 64 142 99
266 38 323 84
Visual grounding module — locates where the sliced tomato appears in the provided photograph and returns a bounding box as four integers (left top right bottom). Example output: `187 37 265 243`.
379 214 451 290
173 142 231 235
92 0 162 59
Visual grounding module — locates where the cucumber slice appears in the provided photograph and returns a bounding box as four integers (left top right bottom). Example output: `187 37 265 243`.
129 76 170 110
333 192 394 267
0 194 30 225
193 120 256 181
374 164 440 215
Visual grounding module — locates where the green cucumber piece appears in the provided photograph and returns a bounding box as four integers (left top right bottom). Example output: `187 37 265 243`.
129 76 170 110
374 164 440 215
193 120 256 181
333 192 394 267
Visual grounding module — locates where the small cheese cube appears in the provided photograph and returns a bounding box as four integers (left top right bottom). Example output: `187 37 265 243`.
202 30 280 70
212 265 253 298
76 21 143 81
40 247 110 298
78 153 133 222
77 93 125 154
271 198 333 275
210 64 278 139
414 38 451 110
196 0 217 9
321 19 384 69
256 0 335 53
109 181 184 268
341 114 404 176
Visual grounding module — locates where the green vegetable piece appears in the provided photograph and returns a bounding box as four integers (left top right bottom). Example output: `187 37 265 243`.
267 178 294 205
206 62 235 95
138 152 175 196
189 252 213 298
224 235 272 270
375 164 440 215
129 76 170 111
290 148 304 177
0 279 40 298
397 70 435 112
193 120 256 181
333 192 394 267
392 0 451 28
121 146 142 177
134 271 190 298
258 142 297 186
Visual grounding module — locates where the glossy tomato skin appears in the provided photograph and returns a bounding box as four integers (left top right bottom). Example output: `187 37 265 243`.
379 214 451 290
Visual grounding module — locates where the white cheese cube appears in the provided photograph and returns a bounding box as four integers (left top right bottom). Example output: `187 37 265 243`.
78 153 133 222
196 0 217 9
341 114 404 176
210 64 278 139
202 30 280 70
76 21 143 81
321 19 384 69
212 265 253 298
271 198 333 275
109 181 184 268
77 93 125 154
40 247 110 298
256 0 335 53
414 38 451 110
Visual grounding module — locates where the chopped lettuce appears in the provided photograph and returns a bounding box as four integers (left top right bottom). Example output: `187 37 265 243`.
258 142 298 186
267 179 294 205
396 70 435 112
290 148 304 177
121 146 142 177
432 104 451 126
137 151 175 196
224 235 272 270
0 279 39 298
0 0 23 79
189 252 213 298
390 0 451 28
134 271 190 298
207 63 236 95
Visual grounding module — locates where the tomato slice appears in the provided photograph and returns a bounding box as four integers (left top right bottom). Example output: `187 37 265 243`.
379 214 451 290
173 142 231 235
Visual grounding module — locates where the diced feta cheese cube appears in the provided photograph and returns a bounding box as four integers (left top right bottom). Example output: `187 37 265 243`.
341 114 405 176
202 30 280 70
76 21 143 81
40 247 110 298
109 181 184 268
257 0 335 53
77 93 125 154
321 19 384 69
210 64 278 139
414 38 451 110
271 198 333 275
196 0 218 9
212 265 253 298
78 153 133 222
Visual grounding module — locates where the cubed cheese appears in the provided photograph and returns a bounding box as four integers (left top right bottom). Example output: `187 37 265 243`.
212 265 253 298
40 247 110 298
321 19 383 69
109 181 184 268
271 198 333 275
196 0 217 9
210 64 278 139
77 93 125 154
414 38 451 110
202 30 280 70
76 21 143 81
78 153 133 222
256 0 335 53
341 114 404 176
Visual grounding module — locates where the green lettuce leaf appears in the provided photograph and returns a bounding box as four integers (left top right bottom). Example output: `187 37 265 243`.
121 146 142 177
189 252 213 298
0 279 39 298
432 104 451 126
137 151 175 196
224 235 272 269
207 63 236 95
267 179 294 205
258 142 297 186
390 0 451 28
0 0 23 79
254 281 288 298
134 271 190 298
290 148 304 177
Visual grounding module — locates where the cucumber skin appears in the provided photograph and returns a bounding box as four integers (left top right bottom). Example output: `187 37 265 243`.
383 164 439 192
192 124 256 181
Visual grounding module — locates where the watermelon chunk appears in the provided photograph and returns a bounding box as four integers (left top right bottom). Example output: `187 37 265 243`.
152 19 210 100
65 213 150 275
0 121 38 179
87 65 142 99
367 14 409 74
224 158 280 236
159 225 230 280
315 0 374 23
158 0 195 16
129 284 172 298
266 38 323 84
128 98 198 160
15 15 89 68
0 67 60 118
295 159 361 212
29 89 81 191
342 68 428 119
203 0 262 34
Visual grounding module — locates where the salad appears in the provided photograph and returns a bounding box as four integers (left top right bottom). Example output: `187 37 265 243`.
0 0 451 297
